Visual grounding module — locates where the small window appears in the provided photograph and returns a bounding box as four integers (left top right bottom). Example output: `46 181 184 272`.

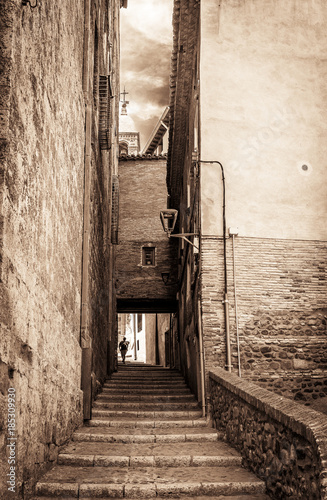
142 246 155 266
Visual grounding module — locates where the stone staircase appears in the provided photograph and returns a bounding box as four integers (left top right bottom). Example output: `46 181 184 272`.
34 363 269 499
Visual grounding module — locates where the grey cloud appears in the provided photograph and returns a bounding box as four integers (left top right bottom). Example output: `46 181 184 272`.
120 21 172 146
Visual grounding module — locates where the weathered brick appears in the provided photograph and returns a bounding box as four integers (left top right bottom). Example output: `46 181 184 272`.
116 157 178 301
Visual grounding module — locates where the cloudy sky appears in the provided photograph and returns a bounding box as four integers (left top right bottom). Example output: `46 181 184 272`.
120 0 173 150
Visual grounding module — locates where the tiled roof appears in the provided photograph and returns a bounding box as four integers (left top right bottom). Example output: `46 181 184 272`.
118 153 168 161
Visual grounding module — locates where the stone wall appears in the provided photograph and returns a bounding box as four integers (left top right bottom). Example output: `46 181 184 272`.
209 368 327 499
0 1 85 496
0 0 120 496
201 236 327 403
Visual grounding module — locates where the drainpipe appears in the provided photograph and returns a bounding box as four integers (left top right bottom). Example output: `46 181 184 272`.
133 314 137 361
155 314 160 365
198 161 232 373
197 299 206 417
230 231 241 377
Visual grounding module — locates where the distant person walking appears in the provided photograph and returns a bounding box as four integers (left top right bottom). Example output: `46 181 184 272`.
119 337 129 363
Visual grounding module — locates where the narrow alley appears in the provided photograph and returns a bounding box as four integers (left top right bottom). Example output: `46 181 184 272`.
1 0 326 499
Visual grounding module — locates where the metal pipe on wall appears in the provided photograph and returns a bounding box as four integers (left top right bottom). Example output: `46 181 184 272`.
198 160 232 372
231 234 241 377
197 299 206 417
133 314 137 361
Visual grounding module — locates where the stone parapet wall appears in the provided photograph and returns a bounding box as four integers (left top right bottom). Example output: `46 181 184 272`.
209 368 327 499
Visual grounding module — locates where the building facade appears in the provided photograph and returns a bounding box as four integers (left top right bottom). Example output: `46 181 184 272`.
0 0 122 495
116 154 179 364
167 0 327 407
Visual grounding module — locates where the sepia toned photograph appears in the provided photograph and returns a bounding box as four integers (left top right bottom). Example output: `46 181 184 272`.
0 0 326 498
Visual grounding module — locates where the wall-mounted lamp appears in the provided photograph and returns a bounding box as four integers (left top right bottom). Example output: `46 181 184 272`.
160 209 199 250
22 0 38 7
160 209 178 237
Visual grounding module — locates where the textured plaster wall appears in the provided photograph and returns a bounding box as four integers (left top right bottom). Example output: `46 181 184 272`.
200 0 327 240
0 0 84 496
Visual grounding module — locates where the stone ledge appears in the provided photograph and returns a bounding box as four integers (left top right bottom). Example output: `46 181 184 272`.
209 367 327 498
209 368 327 447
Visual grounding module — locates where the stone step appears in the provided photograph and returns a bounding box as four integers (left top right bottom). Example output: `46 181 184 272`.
58 453 243 468
73 426 222 443
36 496 270 500
58 441 243 467
87 417 208 428
101 386 189 393
92 409 203 419
105 378 187 384
115 370 177 374
107 378 186 384
93 401 200 410
35 465 266 498
96 393 196 402
103 383 188 390
112 374 184 379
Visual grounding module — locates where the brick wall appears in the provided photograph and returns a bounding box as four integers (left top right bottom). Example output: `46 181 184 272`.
201 236 327 402
116 157 178 302
209 368 327 499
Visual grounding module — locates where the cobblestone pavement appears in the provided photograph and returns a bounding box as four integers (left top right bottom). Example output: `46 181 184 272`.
33 363 270 498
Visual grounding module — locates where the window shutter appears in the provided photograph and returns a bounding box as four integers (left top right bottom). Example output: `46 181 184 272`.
99 75 112 150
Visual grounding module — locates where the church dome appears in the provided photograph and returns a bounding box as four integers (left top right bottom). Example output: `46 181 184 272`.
119 112 137 133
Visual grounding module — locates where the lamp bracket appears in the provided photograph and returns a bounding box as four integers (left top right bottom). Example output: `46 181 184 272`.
169 233 199 250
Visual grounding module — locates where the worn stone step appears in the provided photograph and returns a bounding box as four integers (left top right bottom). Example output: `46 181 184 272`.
58 441 243 467
92 409 202 419
35 465 266 498
35 496 270 500
102 386 189 393
96 393 196 402
107 378 186 385
102 385 188 392
109 373 184 379
108 370 183 375
104 377 186 383
73 426 222 443
105 378 187 384
114 366 179 370
111 368 181 373
93 401 200 410
58 454 243 467
87 417 207 428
